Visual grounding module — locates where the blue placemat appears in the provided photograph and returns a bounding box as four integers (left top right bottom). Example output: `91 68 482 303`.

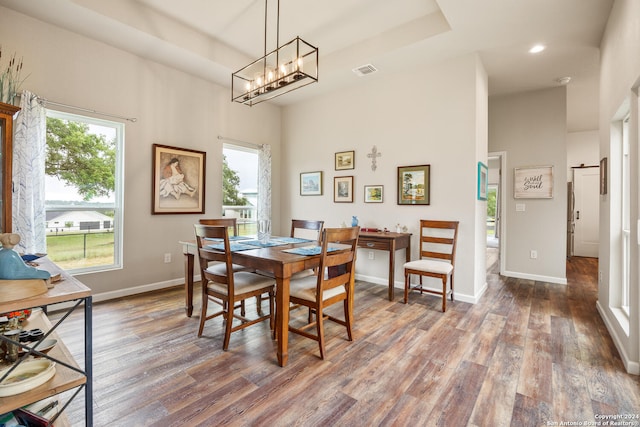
204 242 259 252
273 237 314 244
240 239 289 248
204 236 251 242
282 245 340 256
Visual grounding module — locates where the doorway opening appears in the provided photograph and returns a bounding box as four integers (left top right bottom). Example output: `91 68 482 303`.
487 152 506 274
487 184 499 246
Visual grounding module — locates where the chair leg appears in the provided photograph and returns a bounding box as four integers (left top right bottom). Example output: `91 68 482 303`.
272 308 277 340
450 274 455 301
198 291 209 337
403 271 410 303
223 299 234 350
269 290 275 331
441 276 447 312
256 294 263 315
316 305 326 359
344 298 353 341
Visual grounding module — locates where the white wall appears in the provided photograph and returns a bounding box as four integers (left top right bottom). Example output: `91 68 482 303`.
598 0 640 374
0 7 282 296
567 130 599 180
489 87 568 284
281 54 488 303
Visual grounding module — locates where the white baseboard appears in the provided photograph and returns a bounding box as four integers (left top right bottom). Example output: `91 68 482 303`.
502 270 567 285
47 276 196 312
596 301 640 375
354 273 483 304
93 278 185 303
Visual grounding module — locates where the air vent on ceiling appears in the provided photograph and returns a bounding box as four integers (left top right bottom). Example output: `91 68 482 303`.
352 64 378 77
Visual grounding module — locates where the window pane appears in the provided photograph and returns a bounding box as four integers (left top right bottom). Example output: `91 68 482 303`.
222 145 258 236
45 110 123 272
621 115 630 314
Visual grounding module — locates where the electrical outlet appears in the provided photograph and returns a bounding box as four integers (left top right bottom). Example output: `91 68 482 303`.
530 250 537 259
164 253 172 263
368 251 375 260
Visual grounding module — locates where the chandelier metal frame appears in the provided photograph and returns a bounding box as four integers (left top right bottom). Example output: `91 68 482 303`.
231 0 319 106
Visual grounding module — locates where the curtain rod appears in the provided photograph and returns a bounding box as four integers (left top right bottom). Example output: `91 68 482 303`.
217 135 263 149
14 93 137 123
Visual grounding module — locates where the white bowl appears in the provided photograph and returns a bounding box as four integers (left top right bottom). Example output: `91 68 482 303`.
20 339 58 355
0 359 56 397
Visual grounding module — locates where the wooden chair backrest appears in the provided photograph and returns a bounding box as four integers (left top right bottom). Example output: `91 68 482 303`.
194 224 234 290
199 218 238 236
316 226 359 295
419 220 459 266
291 219 324 242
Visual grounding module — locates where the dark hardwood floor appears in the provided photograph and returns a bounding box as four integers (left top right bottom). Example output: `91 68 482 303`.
51 253 640 426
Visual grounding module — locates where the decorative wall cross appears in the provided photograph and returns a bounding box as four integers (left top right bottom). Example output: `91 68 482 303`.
367 145 382 171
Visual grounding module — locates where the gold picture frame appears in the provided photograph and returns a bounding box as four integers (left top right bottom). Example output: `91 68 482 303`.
335 150 355 170
397 165 430 205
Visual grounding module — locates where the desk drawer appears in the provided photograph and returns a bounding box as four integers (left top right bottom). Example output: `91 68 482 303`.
358 238 391 251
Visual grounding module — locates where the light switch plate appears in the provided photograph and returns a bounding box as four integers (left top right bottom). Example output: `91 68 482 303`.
516 203 525 212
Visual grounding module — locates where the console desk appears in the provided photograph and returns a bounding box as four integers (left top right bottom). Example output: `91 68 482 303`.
357 231 411 301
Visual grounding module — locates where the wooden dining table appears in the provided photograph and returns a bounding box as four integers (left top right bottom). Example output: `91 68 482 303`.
179 238 324 367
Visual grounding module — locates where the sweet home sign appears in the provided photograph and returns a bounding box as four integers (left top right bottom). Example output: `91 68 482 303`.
514 166 553 199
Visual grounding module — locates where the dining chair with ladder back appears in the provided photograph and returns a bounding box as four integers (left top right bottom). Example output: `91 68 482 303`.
194 224 275 349
290 219 324 278
199 217 239 235
199 218 255 315
287 226 359 359
291 219 324 242
257 219 324 283
403 220 459 312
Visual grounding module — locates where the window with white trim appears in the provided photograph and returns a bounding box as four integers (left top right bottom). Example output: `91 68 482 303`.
45 110 123 273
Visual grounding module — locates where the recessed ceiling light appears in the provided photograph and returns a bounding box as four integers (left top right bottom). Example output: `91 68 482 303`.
529 44 546 54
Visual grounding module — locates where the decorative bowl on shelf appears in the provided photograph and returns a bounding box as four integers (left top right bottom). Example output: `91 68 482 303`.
0 359 56 397
19 339 58 356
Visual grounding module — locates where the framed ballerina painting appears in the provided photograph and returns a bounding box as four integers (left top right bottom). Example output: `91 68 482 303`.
152 144 206 214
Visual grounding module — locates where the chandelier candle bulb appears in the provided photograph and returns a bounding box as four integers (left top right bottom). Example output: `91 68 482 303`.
266 70 275 90
279 64 288 85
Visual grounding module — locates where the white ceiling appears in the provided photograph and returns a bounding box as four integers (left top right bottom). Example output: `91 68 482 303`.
0 0 613 131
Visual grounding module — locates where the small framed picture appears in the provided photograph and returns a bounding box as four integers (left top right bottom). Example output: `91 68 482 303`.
300 171 323 196
152 144 206 214
364 185 383 203
334 176 354 203
397 164 430 205
335 150 355 170
477 162 488 201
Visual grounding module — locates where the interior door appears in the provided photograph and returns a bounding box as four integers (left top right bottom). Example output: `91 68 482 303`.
573 167 599 257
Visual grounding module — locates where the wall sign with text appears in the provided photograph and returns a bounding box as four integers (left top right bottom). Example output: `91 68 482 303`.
514 166 553 199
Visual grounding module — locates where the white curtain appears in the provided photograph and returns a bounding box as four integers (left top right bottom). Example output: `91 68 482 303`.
258 144 271 221
12 90 47 254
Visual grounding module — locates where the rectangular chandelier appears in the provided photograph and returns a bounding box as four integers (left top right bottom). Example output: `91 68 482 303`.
231 37 319 106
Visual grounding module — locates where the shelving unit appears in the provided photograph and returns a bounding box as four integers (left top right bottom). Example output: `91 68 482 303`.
0 259 92 426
